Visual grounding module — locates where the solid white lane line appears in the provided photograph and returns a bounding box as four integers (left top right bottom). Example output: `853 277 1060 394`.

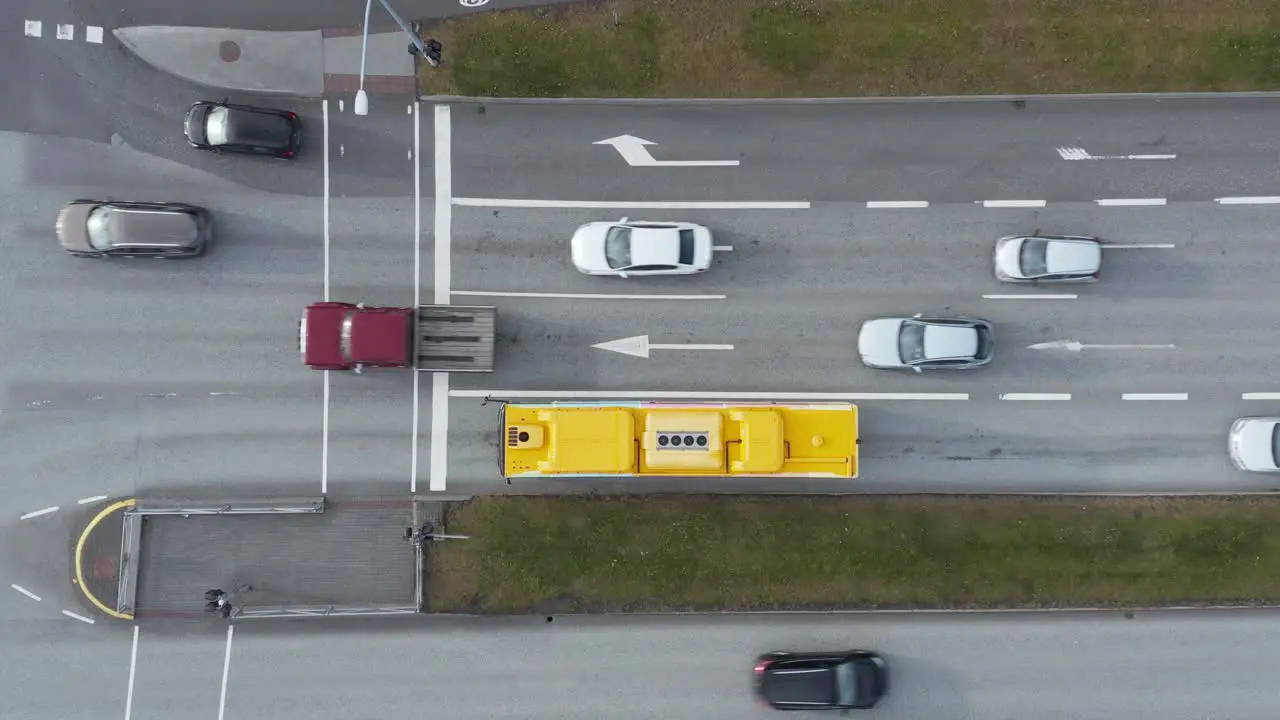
20 506 58 520
411 370 421 494
430 373 449 492
322 99 330 302
449 390 969 401
1215 196 1280 205
1243 393 1280 400
124 625 139 720
981 199 1046 208
453 198 811 210
999 393 1072 401
217 625 234 720
321 371 330 494
866 200 928 209
62 609 95 624
712 245 733 252
452 290 726 301
1122 393 1188 401
1095 198 1167 206
410 103 423 493
77 495 108 505
1101 243 1176 249
983 294 1078 300
10 584 41 601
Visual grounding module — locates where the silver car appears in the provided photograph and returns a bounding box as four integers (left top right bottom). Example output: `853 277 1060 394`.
857 314 993 372
1229 417 1280 472
994 234 1102 283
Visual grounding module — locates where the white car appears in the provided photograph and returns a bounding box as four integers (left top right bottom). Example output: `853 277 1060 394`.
570 218 713 277
857 314 993 372
994 234 1102 283
1229 417 1280 472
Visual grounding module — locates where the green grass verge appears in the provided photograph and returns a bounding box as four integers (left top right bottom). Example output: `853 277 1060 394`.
417 0 1280 98
426 494 1280 613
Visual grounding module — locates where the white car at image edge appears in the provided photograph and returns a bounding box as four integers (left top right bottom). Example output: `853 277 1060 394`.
571 218 714 277
1229 417 1280 472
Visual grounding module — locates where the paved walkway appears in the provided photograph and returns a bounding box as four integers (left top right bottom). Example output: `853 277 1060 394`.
113 25 418 98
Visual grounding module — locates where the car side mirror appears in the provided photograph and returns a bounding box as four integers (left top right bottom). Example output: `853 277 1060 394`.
912 312 922 318
912 366 923 373
618 272 630 279
619 216 629 222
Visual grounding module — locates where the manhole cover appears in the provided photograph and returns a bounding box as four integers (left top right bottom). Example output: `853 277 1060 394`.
92 556 118 580
219 40 241 63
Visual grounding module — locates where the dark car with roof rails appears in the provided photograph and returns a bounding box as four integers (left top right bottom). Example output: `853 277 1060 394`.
56 200 211 258
754 649 888 711
184 99 301 158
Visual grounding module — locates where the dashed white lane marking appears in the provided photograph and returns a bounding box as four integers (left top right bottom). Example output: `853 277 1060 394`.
19 506 58 520
1243 392 1280 400
866 201 928 209
980 199 1047 208
1215 196 1280 205
217 625 234 720
983 294 1078 300
453 290 725 300
999 393 1072 401
85 26 102 43
1096 198 1167 206
1101 243 1176 249
77 495 108 505
124 625 140 720
453 198 811 210
56 23 73 40
449 389 970 401
1122 393 1188 401
10 584 41 601
24 20 41 37
713 245 733 252
62 609 95 624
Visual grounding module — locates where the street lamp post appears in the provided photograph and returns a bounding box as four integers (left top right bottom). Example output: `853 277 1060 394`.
354 0 435 116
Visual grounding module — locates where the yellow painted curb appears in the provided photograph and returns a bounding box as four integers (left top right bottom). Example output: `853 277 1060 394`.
74 498 136 621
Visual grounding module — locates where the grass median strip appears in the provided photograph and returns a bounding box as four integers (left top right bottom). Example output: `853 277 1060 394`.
417 0 1280 98
427 494 1280 613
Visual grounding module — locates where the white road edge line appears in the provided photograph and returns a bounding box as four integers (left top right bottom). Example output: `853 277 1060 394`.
1095 198 1167 206
429 104 452 493
982 294 1078 300
321 98 332 496
1122 393 1188 401
321 371 330 494
410 102 423 493
980 199 1047 208
1100 244 1176 249
999 393 1072 401
712 245 733 252
448 390 970 400
20 506 58 520
217 625 234 720
62 609 95 624
10 584 41 601
124 625 139 720
1215 196 1280 205
77 495 108 505
1243 393 1280 400
453 198 811 209
866 201 928 209
453 290 726 301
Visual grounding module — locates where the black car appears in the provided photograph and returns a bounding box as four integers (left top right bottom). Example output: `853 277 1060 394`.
184 100 301 158
56 200 211 258
754 650 888 711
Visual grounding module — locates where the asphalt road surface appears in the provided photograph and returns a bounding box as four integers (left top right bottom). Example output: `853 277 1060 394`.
4 609 1279 719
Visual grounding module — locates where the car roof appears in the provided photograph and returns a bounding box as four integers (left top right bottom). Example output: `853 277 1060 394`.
920 322 980 360
105 206 199 248
1043 237 1102 273
625 227 680 266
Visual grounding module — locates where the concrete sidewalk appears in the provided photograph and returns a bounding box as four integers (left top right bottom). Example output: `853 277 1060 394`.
113 25 418 98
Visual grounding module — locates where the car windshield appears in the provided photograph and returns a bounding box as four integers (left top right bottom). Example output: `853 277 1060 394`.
206 106 231 145
1020 239 1049 276
899 321 926 364
835 661 857 707
604 226 632 269
85 207 114 251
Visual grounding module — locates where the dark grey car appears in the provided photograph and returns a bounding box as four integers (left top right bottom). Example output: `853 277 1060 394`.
754 650 888 711
56 200 211 258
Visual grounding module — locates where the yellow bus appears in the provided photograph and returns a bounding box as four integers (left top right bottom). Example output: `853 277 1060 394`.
499 401 859 481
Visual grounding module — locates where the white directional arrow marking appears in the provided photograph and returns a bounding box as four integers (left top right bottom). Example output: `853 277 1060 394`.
593 135 740 167
593 335 734 359
1027 340 1176 352
1057 146 1176 161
